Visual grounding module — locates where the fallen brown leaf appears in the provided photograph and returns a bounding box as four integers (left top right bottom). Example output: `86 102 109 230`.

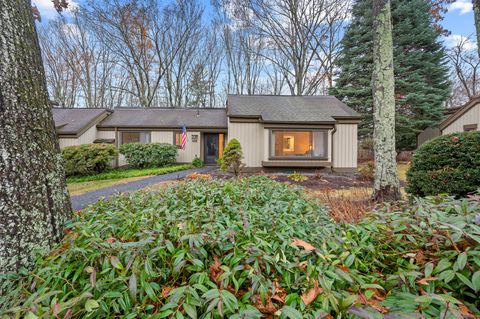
417 276 437 285
291 238 316 251
301 280 323 306
161 286 172 298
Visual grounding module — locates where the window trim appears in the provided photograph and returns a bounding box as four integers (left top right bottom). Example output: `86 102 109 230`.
268 129 328 161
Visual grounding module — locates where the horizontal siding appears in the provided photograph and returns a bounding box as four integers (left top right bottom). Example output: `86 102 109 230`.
443 104 480 134
333 124 357 169
228 120 264 167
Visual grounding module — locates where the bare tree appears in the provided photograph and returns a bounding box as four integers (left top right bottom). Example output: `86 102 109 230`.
447 36 480 106
240 0 350 95
38 22 79 107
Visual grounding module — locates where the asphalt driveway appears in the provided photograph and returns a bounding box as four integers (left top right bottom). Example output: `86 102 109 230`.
70 166 215 211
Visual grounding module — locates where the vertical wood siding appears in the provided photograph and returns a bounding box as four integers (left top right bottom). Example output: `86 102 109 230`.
58 125 98 148
442 105 480 134
333 124 358 169
228 120 264 167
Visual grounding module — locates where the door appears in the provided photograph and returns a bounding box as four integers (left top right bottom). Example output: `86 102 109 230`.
204 133 219 165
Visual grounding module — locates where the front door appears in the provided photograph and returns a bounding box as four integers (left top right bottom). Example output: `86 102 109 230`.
204 133 219 165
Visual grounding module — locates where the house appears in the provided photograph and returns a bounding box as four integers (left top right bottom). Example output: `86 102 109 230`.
53 95 360 171
52 108 111 148
417 96 480 147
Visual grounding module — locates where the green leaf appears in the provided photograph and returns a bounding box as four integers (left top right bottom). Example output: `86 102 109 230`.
85 299 99 312
183 304 197 319
110 256 123 270
280 305 303 319
455 252 467 271
472 271 480 292
456 273 475 291
129 274 137 301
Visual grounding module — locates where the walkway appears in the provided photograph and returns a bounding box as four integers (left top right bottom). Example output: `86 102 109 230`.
70 166 215 211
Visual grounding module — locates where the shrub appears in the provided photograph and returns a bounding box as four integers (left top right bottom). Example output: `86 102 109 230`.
119 143 177 168
407 131 480 197
218 138 244 176
288 171 308 182
358 161 374 181
1 178 479 318
192 156 204 168
61 143 117 176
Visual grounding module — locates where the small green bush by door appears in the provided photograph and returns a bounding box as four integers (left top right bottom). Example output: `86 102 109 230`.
218 138 244 175
119 143 177 168
407 131 480 197
62 144 117 176
192 156 204 168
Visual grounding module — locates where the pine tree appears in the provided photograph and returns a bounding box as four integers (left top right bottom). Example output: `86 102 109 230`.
188 64 210 108
331 0 450 150
0 0 72 273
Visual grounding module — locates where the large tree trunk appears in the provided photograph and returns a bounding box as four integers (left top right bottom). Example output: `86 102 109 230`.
473 0 480 59
0 0 72 274
372 0 401 202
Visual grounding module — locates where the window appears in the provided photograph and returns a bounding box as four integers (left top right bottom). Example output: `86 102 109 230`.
270 130 327 159
174 132 183 149
120 131 150 145
464 124 478 132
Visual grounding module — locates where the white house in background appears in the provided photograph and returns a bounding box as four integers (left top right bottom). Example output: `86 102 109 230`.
52 95 361 172
417 96 480 147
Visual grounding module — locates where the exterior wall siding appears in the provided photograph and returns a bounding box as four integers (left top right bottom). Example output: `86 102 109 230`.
228 120 264 168
442 104 480 134
333 124 358 169
58 125 98 148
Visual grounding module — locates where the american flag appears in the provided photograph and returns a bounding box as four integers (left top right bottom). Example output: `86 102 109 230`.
181 124 187 150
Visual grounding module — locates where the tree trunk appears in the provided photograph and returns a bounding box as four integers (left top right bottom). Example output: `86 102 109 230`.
372 0 401 202
0 0 72 274
473 0 480 59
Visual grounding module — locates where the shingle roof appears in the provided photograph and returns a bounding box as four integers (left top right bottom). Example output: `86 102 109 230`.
97 108 228 128
227 95 360 123
439 96 480 130
52 108 109 135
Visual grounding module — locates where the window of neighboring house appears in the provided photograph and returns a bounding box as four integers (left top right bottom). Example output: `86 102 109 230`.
174 132 183 149
120 131 150 145
269 130 328 159
463 124 478 132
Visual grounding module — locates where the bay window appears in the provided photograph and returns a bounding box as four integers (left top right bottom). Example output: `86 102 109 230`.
270 130 327 159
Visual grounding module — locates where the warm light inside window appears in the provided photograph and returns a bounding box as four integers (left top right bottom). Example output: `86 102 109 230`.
270 130 327 158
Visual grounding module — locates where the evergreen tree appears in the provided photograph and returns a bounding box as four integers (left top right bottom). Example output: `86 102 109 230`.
331 0 450 150
188 64 210 108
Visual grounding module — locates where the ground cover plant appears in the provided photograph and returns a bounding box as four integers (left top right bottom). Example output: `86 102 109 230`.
1 177 479 318
67 164 193 184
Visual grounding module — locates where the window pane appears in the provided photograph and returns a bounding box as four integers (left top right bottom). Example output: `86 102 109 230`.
272 131 312 157
270 130 327 158
122 132 140 144
312 131 326 158
121 132 150 144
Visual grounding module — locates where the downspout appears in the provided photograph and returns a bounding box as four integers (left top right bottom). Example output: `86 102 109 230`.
331 125 337 172
115 127 119 167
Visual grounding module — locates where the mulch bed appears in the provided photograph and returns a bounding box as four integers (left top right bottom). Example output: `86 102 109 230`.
270 174 372 190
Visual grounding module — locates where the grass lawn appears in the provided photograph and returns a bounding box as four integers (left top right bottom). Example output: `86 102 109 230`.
67 176 151 196
66 164 193 195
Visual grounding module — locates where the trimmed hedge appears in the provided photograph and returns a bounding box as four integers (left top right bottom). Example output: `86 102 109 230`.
119 143 177 168
407 131 480 197
62 144 117 176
